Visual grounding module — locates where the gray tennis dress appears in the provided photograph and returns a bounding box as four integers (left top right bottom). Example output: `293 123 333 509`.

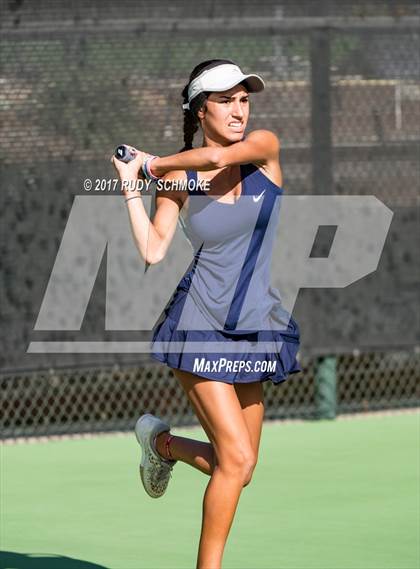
150 163 302 384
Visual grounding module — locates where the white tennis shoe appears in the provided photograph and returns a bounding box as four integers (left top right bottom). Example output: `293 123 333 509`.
134 413 177 499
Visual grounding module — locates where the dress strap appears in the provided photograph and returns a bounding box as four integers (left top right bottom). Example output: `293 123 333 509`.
186 170 198 195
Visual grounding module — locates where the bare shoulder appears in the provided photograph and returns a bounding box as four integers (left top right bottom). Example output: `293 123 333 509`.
245 130 282 187
156 169 188 209
245 129 281 154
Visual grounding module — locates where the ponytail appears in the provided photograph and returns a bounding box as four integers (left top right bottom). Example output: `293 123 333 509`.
180 109 199 152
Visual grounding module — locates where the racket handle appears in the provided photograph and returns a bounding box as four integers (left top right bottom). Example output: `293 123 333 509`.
114 144 136 163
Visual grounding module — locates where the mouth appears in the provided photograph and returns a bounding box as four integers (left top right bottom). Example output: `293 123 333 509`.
227 122 243 131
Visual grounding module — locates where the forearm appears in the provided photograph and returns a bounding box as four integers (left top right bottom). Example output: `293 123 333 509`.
122 182 163 264
150 146 221 177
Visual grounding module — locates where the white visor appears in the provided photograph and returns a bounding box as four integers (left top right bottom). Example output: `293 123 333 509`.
182 63 265 110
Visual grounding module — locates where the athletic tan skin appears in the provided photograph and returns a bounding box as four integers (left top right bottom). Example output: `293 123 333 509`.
112 84 282 569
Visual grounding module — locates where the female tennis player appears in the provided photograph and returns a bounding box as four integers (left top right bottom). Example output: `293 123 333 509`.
111 59 301 569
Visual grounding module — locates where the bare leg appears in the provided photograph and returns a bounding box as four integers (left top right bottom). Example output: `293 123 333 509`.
155 431 216 476
196 461 248 568
154 380 264 479
173 369 262 569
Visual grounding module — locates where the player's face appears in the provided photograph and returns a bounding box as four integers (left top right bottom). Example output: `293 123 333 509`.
199 84 250 144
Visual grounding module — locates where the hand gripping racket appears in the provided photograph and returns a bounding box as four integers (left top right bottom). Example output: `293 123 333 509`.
114 144 136 163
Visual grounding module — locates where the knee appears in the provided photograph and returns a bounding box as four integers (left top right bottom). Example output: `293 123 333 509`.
242 459 257 487
218 448 257 487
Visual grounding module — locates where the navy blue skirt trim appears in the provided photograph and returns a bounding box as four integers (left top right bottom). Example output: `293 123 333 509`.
150 302 302 386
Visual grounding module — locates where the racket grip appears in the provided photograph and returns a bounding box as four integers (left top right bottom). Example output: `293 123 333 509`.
114 144 136 163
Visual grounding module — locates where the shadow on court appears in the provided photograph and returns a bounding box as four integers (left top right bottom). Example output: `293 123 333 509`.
0 551 109 569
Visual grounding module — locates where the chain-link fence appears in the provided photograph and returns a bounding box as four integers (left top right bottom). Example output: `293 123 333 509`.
2 349 419 438
1 1 419 437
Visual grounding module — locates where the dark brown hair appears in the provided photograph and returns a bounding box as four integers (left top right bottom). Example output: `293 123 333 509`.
180 58 237 152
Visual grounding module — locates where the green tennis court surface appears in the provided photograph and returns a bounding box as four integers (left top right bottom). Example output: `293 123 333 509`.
1 412 419 569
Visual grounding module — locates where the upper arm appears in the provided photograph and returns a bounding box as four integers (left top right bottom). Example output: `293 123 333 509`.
216 129 281 168
152 170 187 262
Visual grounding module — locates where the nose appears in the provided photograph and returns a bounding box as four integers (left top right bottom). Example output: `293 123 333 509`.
231 99 244 119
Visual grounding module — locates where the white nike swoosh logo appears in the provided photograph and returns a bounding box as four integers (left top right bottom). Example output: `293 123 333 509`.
253 190 266 203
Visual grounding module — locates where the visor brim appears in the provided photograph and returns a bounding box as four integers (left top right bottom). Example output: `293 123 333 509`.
205 73 265 94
